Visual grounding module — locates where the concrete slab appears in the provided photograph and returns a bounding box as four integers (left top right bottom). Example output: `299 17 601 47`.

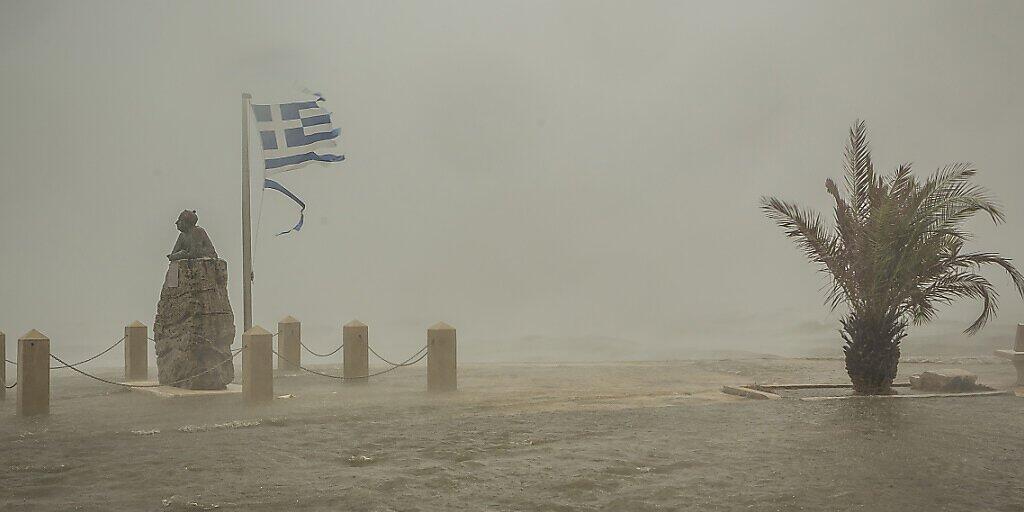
758 382 911 390
123 381 241 399
994 349 1024 361
799 390 1009 401
724 382 1008 401
721 385 781 400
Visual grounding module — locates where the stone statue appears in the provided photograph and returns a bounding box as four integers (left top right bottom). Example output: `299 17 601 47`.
167 210 218 261
154 209 234 389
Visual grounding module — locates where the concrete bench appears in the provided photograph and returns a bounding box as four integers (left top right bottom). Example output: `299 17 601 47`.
994 324 1024 387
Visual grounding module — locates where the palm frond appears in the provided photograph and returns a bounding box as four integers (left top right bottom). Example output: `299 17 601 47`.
844 120 874 221
760 196 851 308
918 271 998 335
950 252 1024 298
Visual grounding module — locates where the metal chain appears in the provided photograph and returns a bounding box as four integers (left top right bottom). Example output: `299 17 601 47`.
394 346 428 367
368 345 412 366
300 341 343 357
271 345 427 380
49 336 126 369
5 335 126 369
1 331 242 389
269 330 344 358
48 347 245 388
9 339 428 388
4 356 15 387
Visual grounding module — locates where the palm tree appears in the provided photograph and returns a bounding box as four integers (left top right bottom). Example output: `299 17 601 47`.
762 121 1024 394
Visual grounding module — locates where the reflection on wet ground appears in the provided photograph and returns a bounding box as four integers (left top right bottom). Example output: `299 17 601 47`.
1 358 1021 511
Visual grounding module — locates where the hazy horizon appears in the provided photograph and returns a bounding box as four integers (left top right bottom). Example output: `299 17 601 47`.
3 1 1024 361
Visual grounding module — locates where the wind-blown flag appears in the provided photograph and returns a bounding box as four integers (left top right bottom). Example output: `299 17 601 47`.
251 93 345 235
263 178 306 235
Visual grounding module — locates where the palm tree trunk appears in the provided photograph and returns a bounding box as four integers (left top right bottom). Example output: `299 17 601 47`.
840 314 905 394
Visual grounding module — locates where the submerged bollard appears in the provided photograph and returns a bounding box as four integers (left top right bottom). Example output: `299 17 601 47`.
242 325 273 404
1015 324 1024 386
17 329 50 416
0 330 5 401
427 322 457 392
124 321 148 381
343 320 368 382
277 316 301 374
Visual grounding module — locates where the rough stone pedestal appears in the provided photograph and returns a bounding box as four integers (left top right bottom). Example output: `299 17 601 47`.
154 259 235 389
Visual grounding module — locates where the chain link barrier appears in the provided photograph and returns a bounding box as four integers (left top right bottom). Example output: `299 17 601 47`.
271 345 427 381
299 341 343 358
5 335 127 369
49 336 126 369
368 345 413 366
48 347 245 388
3 357 15 388
3 330 431 389
268 331 344 358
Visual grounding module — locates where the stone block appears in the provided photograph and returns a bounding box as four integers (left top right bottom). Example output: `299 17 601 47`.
910 369 979 392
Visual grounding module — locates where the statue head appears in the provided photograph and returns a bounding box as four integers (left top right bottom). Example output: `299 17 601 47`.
175 210 199 233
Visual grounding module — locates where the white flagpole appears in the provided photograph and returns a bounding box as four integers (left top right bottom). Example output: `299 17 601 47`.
241 92 254 333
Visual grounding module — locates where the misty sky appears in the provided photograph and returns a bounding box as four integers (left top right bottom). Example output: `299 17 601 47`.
2 1 1023 360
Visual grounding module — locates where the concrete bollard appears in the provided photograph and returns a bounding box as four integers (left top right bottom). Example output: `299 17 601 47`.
1 330 5 401
1014 324 1024 386
124 321 148 381
0 330 5 401
427 322 457 392
242 325 273 404
17 329 50 416
343 320 368 383
277 316 301 374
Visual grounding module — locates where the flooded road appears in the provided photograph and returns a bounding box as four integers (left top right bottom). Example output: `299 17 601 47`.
2 359 1021 511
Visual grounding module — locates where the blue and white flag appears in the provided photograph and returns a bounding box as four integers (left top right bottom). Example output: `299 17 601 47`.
251 93 345 235
251 94 345 174
263 178 306 235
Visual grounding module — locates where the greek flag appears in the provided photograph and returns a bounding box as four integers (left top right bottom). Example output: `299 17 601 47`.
251 94 345 174
251 93 345 235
